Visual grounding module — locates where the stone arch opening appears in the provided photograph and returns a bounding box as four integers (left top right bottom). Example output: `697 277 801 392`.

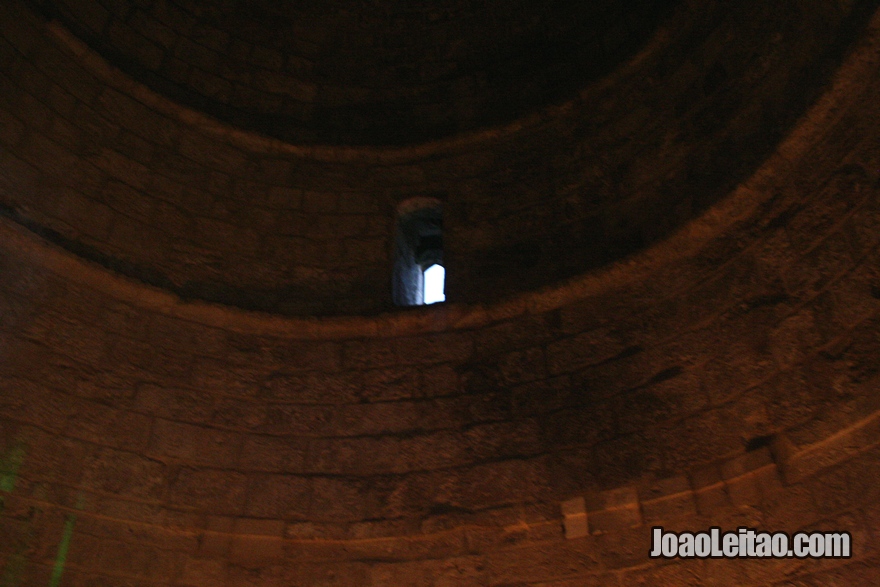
392 197 444 306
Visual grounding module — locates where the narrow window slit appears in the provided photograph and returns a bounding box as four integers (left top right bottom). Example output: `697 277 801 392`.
423 264 445 304
393 198 444 306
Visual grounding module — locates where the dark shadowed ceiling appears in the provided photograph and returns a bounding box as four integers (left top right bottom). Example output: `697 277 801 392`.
34 0 677 145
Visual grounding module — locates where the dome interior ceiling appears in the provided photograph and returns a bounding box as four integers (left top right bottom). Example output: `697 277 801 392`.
39 0 678 145
1 0 875 318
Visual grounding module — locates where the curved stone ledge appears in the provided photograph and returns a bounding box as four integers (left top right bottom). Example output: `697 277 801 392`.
2 0 875 314
1 0 877 327
562 403 880 540
41 18 657 165
2 333 878 539
1 414 878 585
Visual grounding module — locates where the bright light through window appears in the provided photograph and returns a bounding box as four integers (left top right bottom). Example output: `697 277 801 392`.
423 264 445 304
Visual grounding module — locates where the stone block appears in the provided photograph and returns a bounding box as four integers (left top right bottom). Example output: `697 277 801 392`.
168 468 248 515
230 534 284 568
561 496 589 539
564 513 590 540
149 418 242 467
721 447 774 479
691 465 731 516
584 487 642 534
725 471 762 507
244 474 311 519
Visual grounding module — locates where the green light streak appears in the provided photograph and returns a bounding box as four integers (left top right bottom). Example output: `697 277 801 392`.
0 442 29 587
48 515 76 587
48 494 84 587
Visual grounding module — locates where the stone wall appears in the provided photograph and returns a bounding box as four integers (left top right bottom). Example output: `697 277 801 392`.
1 0 880 585
1 0 874 315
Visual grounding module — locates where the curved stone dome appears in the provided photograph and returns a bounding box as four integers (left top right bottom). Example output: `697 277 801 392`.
1 0 880 585
2 0 873 316
33 0 677 145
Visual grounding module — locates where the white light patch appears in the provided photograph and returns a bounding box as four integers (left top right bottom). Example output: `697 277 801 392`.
423 264 445 304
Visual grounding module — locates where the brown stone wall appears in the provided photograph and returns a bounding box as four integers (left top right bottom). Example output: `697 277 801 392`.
1 0 880 585
1 0 875 315
2 18 880 577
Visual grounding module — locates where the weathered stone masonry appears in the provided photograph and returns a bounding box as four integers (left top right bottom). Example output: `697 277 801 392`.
1 0 880 585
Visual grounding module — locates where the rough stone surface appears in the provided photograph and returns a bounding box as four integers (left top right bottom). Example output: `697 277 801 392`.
0 0 875 314
1 0 880 585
